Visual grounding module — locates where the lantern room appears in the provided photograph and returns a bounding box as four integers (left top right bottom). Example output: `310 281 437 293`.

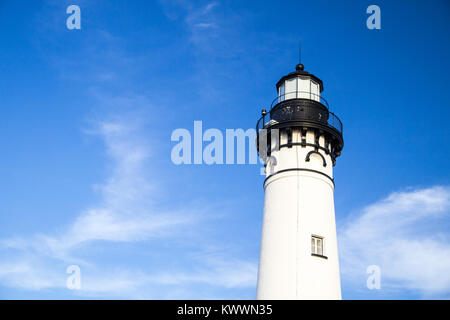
276 63 324 103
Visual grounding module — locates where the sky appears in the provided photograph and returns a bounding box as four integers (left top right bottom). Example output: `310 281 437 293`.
0 0 450 299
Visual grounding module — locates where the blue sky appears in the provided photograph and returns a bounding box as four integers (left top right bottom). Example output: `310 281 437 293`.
1 0 450 299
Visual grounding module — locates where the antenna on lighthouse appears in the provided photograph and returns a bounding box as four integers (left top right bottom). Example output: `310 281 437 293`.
297 42 304 71
298 42 301 64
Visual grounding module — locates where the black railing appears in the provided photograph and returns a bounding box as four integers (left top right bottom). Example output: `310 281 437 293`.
271 91 330 109
256 91 343 135
328 111 343 134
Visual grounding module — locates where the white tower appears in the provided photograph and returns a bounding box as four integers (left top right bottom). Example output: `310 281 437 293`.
256 62 344 300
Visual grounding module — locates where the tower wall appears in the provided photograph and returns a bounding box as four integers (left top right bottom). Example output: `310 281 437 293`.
256 128 341 299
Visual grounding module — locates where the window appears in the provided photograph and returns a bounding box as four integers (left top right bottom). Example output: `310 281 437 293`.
278 83 285 102
311 235 324 256
298 77 310 99
285 78 296 100
310 81 320 102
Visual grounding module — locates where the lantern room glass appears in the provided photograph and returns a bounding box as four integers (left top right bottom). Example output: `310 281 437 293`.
277 76 320 103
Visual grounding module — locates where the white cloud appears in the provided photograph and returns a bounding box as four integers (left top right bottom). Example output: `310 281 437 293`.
0 3 256 297
73 255 257 299
0 113 256 298
185 3 220 45
0 259 64 291
152 256 257 289
339 186 450 298
160 1 221 45
0 253 257 299
2 118 197 260
184 1 218 23
193 22 217 29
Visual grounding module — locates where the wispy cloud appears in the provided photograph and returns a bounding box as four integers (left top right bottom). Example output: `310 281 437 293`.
160 1 223 46
0 259 62 291
70 254 256 299
152 255 257 289
339 186 450 298
0 111 256 298
0 1 257 298
185 1 221 45
2 117 196 258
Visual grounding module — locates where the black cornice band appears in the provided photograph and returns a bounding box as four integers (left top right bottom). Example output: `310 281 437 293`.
264 168 334 188
268 120 343 153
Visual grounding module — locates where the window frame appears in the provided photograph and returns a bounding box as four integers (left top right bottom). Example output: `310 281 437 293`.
311 235 327 259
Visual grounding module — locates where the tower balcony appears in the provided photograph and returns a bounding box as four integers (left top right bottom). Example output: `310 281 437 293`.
256 91 343 156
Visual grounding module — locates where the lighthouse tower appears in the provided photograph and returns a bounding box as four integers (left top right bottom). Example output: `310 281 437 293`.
256 62 344 300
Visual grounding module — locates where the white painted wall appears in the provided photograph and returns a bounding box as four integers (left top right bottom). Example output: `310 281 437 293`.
257 128 341 300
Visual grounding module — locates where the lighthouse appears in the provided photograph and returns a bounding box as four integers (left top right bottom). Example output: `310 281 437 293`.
256 61 344 299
